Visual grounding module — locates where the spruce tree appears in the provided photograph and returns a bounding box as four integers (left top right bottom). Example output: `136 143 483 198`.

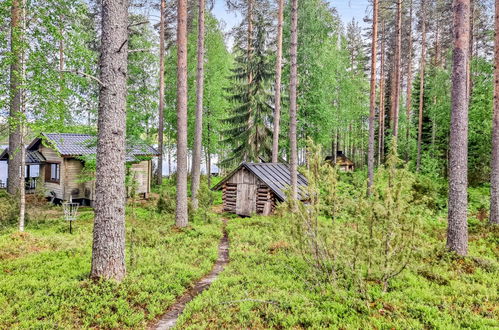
222 12 273 166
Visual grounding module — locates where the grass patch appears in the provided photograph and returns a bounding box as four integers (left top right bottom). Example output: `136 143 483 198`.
0 204 222 329
177 216 499 329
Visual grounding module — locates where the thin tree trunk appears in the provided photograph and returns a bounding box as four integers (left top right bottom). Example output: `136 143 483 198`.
156 0 166 186
90 0 129 281
247 0 253 85
289 0 298 199
367 0 378 196
416 0 427 172
447 0 470 256
467 0 474 101
176 0 189 227
271 0 284 163
489 0 499 225
191 0 205 210
405 0 414 161
19 0 26 232
378 20 386 166
390 0 402 141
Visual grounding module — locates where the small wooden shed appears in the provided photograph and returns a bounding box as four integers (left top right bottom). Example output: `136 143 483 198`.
213 162 308 216
326 151 355 172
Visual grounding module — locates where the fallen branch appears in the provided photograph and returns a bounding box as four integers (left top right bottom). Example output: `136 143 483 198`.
59 70 106 87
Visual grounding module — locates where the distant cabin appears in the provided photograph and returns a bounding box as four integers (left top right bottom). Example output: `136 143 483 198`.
0 133 159 205
213 162 308 216
326 151 355 172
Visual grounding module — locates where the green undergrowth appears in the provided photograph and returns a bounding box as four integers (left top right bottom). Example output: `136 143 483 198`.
0 204 222 329
177 215 499 329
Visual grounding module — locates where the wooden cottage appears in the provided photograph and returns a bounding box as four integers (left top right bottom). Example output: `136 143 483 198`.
213 162 308 216
0 133 159 205
326 151 355 172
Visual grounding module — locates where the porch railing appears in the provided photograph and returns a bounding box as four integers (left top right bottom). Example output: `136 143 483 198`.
0 178 37 192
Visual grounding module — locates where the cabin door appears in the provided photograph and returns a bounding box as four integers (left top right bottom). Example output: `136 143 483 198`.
236 183 256 216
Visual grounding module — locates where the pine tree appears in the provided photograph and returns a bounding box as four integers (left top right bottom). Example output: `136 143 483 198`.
447 0 470 256
90 0 129 281
176 0 189 227
490 0 499 225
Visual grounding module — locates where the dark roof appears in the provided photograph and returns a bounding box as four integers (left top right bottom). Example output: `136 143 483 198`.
213 162 308 202
27 133 159 161
0 148 46 164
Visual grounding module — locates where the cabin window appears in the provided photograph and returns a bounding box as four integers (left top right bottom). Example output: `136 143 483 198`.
45 163 60 183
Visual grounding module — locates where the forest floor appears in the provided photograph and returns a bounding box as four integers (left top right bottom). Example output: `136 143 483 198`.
0 191 498 329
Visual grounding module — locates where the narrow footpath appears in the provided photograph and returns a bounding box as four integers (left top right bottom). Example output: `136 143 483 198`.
153 219 230 330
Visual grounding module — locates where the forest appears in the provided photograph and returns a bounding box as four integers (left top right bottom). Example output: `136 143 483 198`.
0 0 498 328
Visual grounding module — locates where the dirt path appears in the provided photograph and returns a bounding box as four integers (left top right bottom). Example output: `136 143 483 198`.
153 219 229 330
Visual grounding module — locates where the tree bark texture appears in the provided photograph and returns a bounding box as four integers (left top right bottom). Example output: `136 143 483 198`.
416 0 427 172
8 0 22 197
156 0 166 186
90 0 128 281
490 0 499 225
390 0 402 141
447 0 470 256
405 0 414 160
289 0 298 199
191 0 205 210
271 0 284 163
367 0 378 196
176 0 189 227
378 20 386 166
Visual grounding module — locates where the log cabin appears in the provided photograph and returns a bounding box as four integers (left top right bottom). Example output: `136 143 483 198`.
326 151 355 172
0 133 159 205
213 162 308 216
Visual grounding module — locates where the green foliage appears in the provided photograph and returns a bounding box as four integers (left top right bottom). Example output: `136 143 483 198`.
177 211 499 329
221 12 274 166
157 189 176 215
0 190 18 227
0 204 222 328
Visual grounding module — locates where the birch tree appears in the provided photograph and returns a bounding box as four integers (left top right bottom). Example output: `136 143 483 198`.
271 0 284 163
191 0 206 210
289 0 298 199
156 0 166 185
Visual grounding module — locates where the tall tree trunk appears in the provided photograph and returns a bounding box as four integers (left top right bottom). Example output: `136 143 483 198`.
467 0 474 101
8 0 22 197
490 0 499 225
378 20 386 166
156 0 166 186
90 0 129 281
405 0 413 161
367 0 378 196
390 0 402 141
447 0 470 256
289 0 298 199
176 0 189 227
271 0 284 163
191 0 205 210
416 0 427 172
247 0 253 85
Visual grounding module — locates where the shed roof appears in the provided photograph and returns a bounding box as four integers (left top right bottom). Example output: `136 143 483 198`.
213 162 308 202
0 149 46 164
27 133 159 161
